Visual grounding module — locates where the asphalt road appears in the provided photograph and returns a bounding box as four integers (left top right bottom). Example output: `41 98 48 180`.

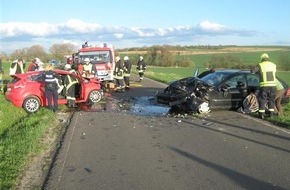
44 75 290 190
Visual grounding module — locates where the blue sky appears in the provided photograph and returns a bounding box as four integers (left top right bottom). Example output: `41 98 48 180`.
0 0 289 54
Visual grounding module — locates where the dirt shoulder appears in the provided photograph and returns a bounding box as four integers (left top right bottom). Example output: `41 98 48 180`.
16 112 73 190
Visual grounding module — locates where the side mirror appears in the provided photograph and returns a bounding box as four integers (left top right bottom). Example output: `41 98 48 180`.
220 84 229 92
237 81 245 88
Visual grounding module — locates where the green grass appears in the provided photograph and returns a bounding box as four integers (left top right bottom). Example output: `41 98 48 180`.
0 62 64 189
267 103 290 128
0 101 60 189
143 67 290 85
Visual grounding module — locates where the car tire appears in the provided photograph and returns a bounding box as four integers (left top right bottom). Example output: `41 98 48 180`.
23 97 41 113
88 90 102 104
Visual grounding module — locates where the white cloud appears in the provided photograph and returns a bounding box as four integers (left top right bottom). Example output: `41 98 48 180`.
197 21 226 32
1 19 284 54
114 33 124 39
63 19 101 33
0 22 59 37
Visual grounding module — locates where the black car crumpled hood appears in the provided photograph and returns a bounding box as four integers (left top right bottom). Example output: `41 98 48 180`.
166 77 212 95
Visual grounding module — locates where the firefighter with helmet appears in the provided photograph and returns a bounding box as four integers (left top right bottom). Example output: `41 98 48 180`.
82 58 93 77
137 56 146 81
113 56 125 91
253 53 277 119
27 58 40 72
64 64 79 108
123 56 132 89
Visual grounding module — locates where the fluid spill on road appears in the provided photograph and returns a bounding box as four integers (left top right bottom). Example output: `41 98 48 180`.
82 96 170 116
129 96 170 116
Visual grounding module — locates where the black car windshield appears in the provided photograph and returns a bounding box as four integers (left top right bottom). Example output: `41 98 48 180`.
200 72 232 86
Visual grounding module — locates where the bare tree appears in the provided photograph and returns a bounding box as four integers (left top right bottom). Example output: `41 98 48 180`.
10 48 28 61
49 43 77 63
159 46 175 67
147 46 159 66
26 45 47 62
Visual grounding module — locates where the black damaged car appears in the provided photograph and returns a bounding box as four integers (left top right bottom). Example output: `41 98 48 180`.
156 69 290 113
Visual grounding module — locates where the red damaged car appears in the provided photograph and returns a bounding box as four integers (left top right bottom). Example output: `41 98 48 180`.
5 70 103 113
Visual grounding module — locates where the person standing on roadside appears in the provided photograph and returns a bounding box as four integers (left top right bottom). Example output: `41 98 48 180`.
42 64 60 112
274 79 285 116
27 58 40 72
113 56 125 91
136 56 146 81
10 58 25 75
253 53 277 119
64 64 78 108
82 58 93 77
123 56 132 89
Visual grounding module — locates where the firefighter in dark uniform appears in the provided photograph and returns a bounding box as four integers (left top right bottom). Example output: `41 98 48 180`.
27 58 40 72
64 64 78 108
113 56 125 91
254 53 277 119
42 64 60 112
137 56 146 81
10 58 25 75
123 56 132 89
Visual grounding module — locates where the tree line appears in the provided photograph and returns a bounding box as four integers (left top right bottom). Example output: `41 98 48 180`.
0 43 76 63
1 44 290 71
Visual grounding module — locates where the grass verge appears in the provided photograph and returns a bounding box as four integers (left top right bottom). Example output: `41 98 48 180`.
0 93 62 189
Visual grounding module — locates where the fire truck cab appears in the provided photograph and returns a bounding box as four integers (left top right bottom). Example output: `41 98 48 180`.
75 43 116 90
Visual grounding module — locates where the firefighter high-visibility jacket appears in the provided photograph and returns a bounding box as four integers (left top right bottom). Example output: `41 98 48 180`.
257 61 276 87
64 74 78 101
83 63 93 77
113 60 124 79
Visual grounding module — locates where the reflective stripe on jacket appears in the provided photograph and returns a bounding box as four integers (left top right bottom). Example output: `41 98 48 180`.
65 75 78 90
258 61 276 87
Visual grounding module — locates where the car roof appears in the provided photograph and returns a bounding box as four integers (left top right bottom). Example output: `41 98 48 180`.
214 69 251 74
11 69 74 78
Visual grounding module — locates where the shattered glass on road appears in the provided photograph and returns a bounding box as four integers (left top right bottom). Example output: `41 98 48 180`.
84 96 170 116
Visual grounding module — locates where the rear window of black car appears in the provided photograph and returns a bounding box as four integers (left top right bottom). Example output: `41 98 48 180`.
201 72 232 86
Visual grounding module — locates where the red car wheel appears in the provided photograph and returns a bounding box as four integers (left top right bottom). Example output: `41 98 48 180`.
88 90 102 103
23 97 41 113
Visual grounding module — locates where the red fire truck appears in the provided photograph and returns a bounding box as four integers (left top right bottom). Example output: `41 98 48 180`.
71 43 116 90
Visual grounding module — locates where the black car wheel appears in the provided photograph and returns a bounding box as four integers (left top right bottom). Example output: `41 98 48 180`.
23 97 41 113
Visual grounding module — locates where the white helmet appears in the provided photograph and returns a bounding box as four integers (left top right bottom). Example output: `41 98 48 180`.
116 56 120 62
64 64 71 70
84 58 90 62
139 56 143 60
124 56 129 61
35 57 41 64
